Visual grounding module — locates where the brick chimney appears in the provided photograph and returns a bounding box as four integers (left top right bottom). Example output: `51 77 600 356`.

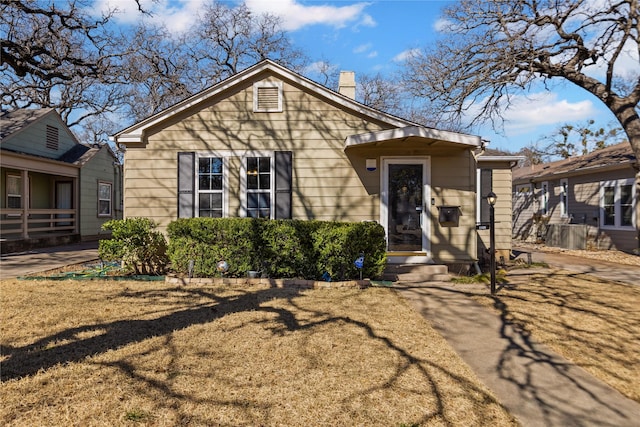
338 71 356 99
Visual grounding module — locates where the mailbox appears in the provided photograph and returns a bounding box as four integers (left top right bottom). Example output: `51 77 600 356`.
438 206 460 227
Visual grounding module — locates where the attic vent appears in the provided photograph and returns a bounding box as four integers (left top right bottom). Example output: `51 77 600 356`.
46 125 59 150
254 82 282 112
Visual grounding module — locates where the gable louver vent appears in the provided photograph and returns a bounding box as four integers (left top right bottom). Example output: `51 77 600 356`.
46 125 59 150
254 82 282 112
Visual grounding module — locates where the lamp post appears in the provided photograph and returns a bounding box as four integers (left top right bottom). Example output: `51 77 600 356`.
487 191 497 295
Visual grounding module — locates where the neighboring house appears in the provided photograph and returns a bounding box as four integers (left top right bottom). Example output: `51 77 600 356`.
512 142 638 253
113 59 519 268
1 108 122 253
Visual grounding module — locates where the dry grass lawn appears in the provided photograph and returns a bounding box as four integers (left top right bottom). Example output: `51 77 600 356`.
471 268 640 403
0 279 516 426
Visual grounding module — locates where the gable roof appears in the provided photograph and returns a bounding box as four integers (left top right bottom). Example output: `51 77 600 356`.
0 108 117 167
513 142 636 183
112 59 480 147
0 108 56 141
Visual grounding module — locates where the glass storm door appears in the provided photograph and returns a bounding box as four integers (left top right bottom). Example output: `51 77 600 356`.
383 159 428 253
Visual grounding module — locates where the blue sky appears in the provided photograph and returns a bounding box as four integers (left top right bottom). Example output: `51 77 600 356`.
99 0 625 153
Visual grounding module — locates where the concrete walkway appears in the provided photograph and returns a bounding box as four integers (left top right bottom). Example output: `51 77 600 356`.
0 241 99 280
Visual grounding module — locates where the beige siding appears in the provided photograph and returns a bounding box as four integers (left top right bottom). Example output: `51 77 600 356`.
124 77 390 232
477 166 515 261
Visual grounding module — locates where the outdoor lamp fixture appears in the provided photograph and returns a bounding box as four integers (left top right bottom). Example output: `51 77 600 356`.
487 191 497 295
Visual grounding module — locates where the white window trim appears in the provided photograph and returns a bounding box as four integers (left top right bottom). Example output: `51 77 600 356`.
98 181 113 217
240 151 276 219
253 82 283 112
599 178 636 230
195 152 230 218
559 178 569 218
476 169 481 223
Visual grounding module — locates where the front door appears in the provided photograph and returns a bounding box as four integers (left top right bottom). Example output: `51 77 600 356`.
56 181 73 227
381 158 430 262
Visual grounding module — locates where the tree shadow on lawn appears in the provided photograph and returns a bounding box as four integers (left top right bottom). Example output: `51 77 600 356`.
0 285 301 381
1 283 512 426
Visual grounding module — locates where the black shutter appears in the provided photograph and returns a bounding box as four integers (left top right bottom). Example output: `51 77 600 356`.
274 151 292 219
178 152 195 218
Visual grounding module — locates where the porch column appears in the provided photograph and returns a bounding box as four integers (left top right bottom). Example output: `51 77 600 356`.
21 170 28 239
73 177 79 234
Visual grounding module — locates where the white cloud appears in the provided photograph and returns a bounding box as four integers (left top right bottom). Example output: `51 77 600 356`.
433 17 452 33
393 48 420 62
94 0 375 34
500 92 597 135
244 0 374 31
352 43 377 58
353 43 372 54
92 0 207 33
303 61 338 75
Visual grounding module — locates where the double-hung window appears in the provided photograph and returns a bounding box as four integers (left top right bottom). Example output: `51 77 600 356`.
601 178 635 229
6 174 21 209
197 157 224 217
540 181 549 215
179 151 290 219
559 179 569 217
98 181 112 217
245 156 273 218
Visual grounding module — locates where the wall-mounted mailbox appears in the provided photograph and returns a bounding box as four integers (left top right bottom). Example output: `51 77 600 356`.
438 206 461 227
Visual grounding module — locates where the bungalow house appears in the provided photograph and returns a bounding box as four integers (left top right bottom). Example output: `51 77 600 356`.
512 142 638 253
1 108 122 253
112 60 519 269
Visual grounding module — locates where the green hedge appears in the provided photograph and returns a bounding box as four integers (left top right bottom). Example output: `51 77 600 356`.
99 217 169 275
166 218 386 280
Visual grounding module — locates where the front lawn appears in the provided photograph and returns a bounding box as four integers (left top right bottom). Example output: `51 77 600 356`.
472 268 640 403
0 280 515 426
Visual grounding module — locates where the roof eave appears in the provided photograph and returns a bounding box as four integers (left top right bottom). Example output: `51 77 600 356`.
344 125 481 150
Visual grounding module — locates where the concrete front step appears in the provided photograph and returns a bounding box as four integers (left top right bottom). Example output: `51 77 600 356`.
383 264 450 283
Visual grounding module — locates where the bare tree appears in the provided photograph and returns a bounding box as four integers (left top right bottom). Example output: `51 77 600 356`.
402 0 638 157
120 24 194 121
1 0 308 144
185 2 307 87
402 0 640 249
357 72 403 115
1 0 129 128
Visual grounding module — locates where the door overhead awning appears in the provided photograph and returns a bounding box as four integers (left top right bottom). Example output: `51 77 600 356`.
344 125 482 150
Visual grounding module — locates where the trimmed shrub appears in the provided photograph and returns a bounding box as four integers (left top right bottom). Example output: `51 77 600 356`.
167 218 258 277
312 221 387 281
99 218 168 275
166 218 386 280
